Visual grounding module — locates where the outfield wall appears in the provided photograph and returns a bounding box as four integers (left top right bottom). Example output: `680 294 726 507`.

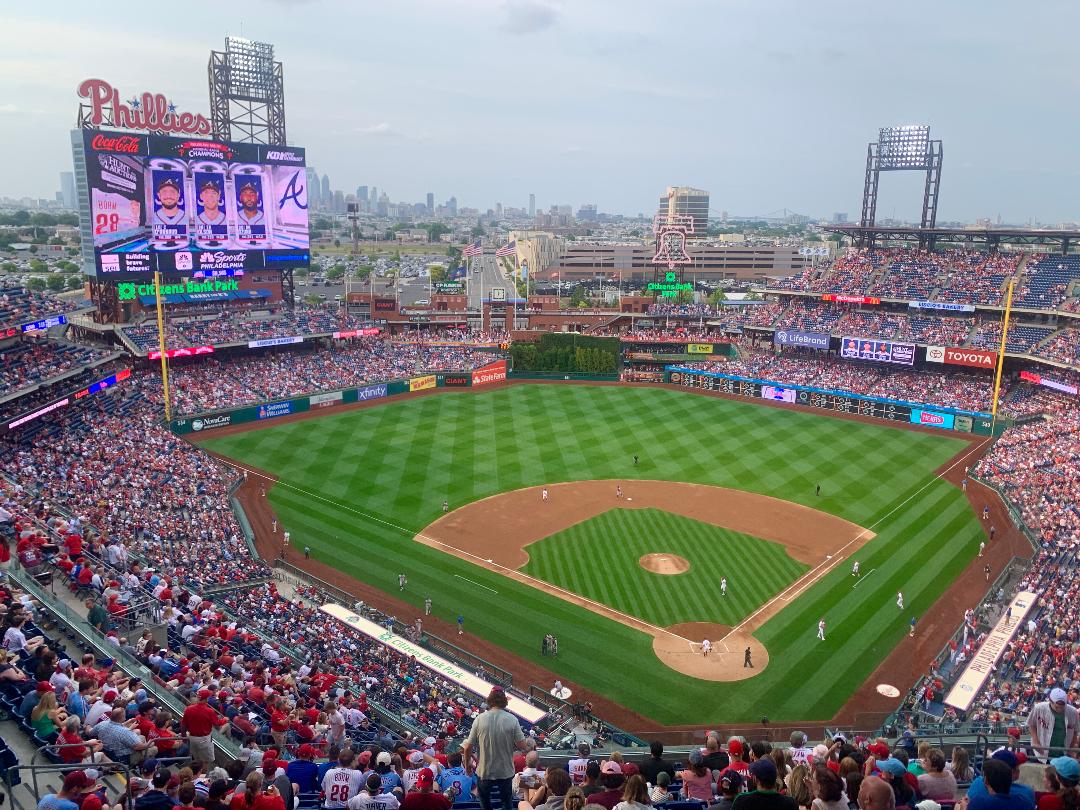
664 367 1002 436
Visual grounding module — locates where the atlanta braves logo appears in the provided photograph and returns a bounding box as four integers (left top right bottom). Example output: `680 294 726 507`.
278 170 306 210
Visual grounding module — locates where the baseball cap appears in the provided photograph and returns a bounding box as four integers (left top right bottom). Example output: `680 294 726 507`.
82 796 103 810
197 688 212 699
877 758 907 777
408 750 425 765
298 744 317 760
1050 688 1069 704
916 801 942 810
868 742 890 759
720 771 744 792
63 771 94 792
1050 756 1080 784
103 689 118 702
263 749 279 763
417 769 434 788
748 758 777 782
424 736 437 746
35 681 52 693
728 739 743 756
990 750 1019 769
377 752 392 766
600 761 622 775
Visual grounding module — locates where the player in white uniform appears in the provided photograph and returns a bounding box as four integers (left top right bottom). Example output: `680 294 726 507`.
323 750 365 809
702 638 711 657
721 577 728 596
154 178 186 226
852 561 860 577
197 180 227 225
817 619 826 641
897 591 904 609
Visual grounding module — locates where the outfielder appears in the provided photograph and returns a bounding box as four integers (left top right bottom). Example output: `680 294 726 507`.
721 577 728 597
817 619 826 641
897 591 904 609
852 561 860 577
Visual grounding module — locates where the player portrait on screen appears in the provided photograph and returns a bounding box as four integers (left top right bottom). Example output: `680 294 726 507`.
154 177 185 226
844 338 858 357
197 180 227 226
235 179 267 243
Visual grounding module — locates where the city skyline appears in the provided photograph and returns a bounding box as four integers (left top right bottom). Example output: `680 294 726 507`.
4 1 1080 222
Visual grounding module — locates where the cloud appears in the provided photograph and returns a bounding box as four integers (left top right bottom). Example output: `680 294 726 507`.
499 0 559 34
0 104 20 114
356 122 403 138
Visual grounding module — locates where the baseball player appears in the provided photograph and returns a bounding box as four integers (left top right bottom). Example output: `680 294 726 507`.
154 178 185 225
196 180 227 225
237 182 264 225
979 541 985 557
456 615 464 635
721 577 728 597
702 639 711 657
817 619 826 641
744 647 753 667
542 488 548 502
909 616 917 638
852 560 860 577
398 573 407 591
897 591 904 610
615 485 622 499
424 597 431 616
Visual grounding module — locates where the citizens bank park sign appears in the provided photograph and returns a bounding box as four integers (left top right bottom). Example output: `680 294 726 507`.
77 78 211 136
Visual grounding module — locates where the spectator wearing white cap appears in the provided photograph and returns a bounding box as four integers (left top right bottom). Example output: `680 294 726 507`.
1027 688 1079 762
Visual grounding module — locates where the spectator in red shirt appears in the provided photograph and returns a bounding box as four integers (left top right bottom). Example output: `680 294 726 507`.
402 769 450 810
230 772 285 810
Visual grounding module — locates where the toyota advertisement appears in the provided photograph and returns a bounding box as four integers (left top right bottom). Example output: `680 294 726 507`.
840 336 915 366
925 346 997 369
81 129 309 275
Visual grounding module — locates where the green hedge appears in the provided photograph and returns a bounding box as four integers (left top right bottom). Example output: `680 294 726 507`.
510 333 619 374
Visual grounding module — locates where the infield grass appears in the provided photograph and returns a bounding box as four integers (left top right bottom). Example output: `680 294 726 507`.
522 508 808 627
202 384 983 726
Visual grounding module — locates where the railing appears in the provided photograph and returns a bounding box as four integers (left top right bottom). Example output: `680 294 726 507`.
527 685 647 749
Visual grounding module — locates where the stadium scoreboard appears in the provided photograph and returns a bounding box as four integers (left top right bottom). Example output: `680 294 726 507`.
73 128 310 276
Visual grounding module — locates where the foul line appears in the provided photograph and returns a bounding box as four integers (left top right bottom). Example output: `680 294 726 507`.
852 568 876 588
223 460 693 642
454 574 498 594
718 436 993 646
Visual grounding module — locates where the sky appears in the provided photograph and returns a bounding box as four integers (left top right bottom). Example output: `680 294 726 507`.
4 0 1080 223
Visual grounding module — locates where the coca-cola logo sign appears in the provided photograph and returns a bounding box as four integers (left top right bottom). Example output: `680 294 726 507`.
78 78 212 137
90 133 142 153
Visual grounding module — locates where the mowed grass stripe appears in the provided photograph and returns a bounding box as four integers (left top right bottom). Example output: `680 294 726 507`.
205 384 979 725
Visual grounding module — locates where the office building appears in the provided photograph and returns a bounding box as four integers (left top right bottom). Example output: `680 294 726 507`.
321 175 331 209
59 172 76 209
658 186 710 236
426 192 435 215
576 204 597 222
307 169 321 210
529 193 535 217
446 196 458 216
357 185 369 202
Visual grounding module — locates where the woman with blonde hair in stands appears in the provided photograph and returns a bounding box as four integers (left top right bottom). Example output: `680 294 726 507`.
786 764 813 809
613 775 651 810
30 689 66 738
838 758 860 782
563 787 586 810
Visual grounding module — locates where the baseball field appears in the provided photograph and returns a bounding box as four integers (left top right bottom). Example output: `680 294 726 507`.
201 383 985 727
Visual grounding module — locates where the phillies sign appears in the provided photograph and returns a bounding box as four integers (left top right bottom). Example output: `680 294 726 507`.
78 78 212 136
926 346 996 369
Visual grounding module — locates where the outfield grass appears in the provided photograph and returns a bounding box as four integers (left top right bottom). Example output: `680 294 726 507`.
203 384 982 726
522 508 807 627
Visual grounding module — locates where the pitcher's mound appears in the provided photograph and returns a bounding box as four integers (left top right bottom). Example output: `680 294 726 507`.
639 553 690 575
652 621 769 681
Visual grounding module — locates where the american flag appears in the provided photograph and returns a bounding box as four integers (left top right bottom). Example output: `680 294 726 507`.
495 241 516 257
461 240 482 258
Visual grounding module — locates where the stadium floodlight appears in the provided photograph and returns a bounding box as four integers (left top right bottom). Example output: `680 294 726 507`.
877 125 931 170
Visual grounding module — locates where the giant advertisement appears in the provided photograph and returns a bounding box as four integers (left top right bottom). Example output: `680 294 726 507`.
83 129 309 275
773 329 830 350
840 336 915 366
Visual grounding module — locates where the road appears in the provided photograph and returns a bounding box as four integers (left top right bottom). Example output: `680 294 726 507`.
468 252 515 309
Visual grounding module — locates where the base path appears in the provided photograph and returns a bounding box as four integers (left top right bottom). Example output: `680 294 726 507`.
415 480 874 682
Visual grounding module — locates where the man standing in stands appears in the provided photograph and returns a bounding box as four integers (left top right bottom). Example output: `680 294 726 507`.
181 688 227 764
461 688 527 810
1027 688 1079 761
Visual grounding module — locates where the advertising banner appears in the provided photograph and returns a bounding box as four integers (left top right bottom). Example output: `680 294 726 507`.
320 603 547 725
944 591 1037 711
943 348 997 369
910 408 955 429
148 345 214 360
409 375 437 392
442 374 471 387
840 336 915 366
821 294 881 305
354 383 389 401
190 414 233 432
257 400 294 420
761 385 798 403
686 343 714 354
248 336 303 349
21 315 68 332
926 345 945 363
908 301 976 313
1020 370 1079 396
309 391 344 409
773 329 830 350
472 360 508 387
374 299 397 311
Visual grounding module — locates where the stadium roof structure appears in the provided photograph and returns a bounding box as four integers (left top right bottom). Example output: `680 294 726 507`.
826 223 1080 254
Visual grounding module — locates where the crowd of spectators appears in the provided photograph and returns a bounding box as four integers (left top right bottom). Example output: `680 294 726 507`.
870 251 944 300
164 340 503 415
0 339 114 398
1013 255 1080 311
646 303 713 317
970 321 1056 355
1030 329 1080 369
0 285 81 330
394 330 508 345
773 301 847 334
936 253 1020 306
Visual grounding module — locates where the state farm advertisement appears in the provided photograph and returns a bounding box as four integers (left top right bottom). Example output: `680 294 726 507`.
471 360 507 387
926 346 997 369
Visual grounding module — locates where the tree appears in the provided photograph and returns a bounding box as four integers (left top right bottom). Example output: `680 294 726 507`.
326 264 346 280
65 274 83 291
295 267 309 277
27 245 37 254
746 289 764 301
333 238 341 248
303 293 322 306
27 277 46 292
423 222 451 242
447 246 462 265
674 289 694 304
29 258 46 273
470 224 485 238
46 274 64 292
357 264 374 280
569 284 587 308
708 288 727 307
1 262 15 273
427 264 449 285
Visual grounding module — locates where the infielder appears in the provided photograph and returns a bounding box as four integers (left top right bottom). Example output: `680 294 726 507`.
702 639 711 657
721 577 728 597
817 619 826 641
897 591 904 609
542 488 549 502
852 561 860 577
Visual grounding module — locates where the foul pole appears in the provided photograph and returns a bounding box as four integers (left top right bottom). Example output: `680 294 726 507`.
990 277 1016 435
154 271 171 423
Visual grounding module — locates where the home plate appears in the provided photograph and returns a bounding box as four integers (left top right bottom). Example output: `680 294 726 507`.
485 558 493 563
876 684 900 698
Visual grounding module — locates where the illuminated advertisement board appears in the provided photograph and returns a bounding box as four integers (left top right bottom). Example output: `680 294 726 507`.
81 128 309 275
839 336 915 366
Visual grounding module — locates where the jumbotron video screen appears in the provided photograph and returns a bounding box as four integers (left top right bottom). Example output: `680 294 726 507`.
80 129 309 275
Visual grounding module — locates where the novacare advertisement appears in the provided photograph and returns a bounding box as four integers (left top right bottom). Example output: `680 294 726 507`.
320 603 547 724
